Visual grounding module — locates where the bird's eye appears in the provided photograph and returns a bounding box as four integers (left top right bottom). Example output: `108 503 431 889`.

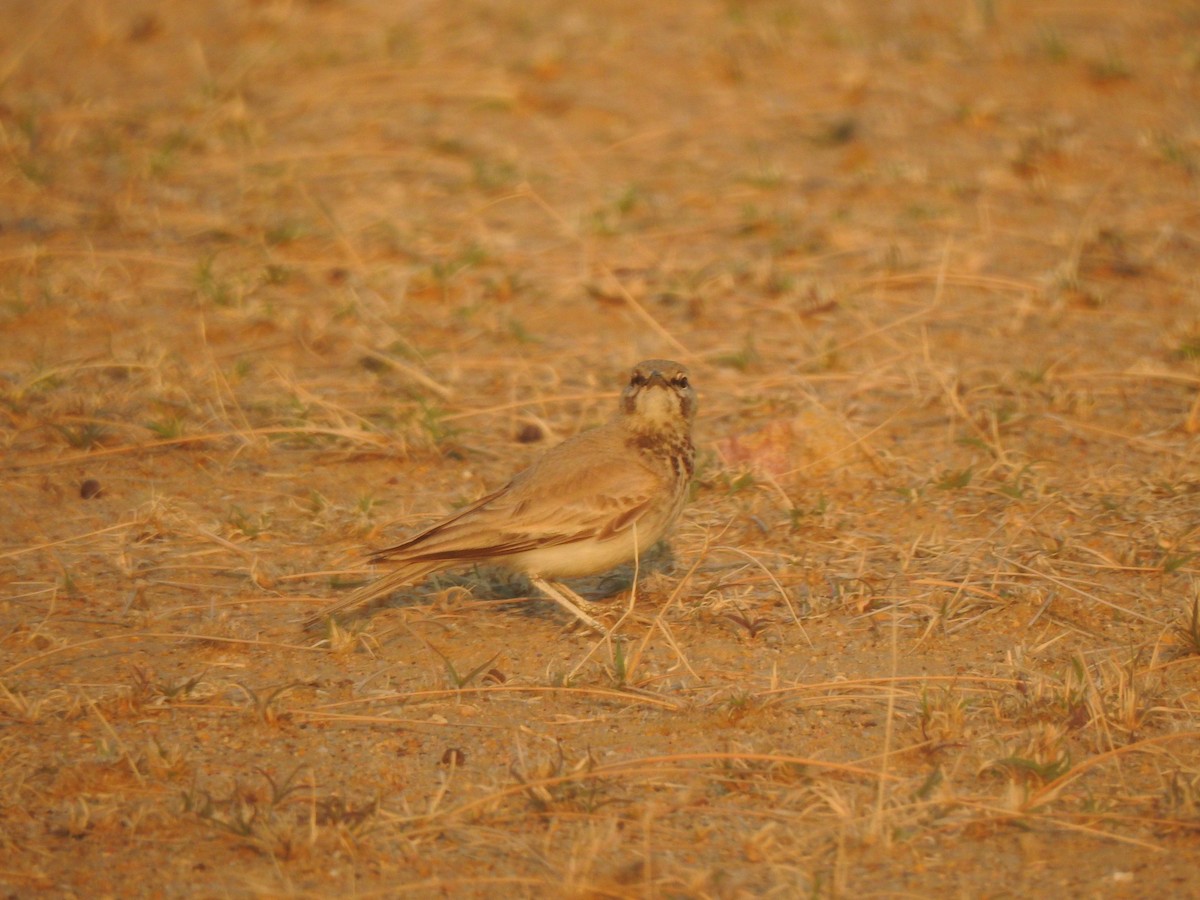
630 372 647 387
673 375 689 389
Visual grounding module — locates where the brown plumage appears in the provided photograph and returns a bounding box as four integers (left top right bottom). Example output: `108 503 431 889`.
304 359 696 632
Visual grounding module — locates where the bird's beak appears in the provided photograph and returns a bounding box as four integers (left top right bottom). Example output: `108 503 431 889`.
646 370 669 387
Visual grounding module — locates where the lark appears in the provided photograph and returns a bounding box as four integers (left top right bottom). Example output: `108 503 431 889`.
305 359 697 632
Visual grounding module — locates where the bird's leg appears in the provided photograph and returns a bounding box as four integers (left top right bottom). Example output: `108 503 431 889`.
528 575 607 634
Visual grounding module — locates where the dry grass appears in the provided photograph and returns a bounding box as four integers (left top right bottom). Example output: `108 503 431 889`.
3 0 1200 895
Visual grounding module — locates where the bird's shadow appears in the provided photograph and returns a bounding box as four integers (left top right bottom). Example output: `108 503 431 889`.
356 541 679 623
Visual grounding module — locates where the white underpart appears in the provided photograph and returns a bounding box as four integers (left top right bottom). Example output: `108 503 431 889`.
507 521 654 580
636 384 677 423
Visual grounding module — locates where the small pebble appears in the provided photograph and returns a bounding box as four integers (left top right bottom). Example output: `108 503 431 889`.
80 478 102 499
359 355 388 373
515 423 543 444
440 747 467 767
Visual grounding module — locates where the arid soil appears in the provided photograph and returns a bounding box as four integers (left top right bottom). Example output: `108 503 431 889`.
3 1 1200 896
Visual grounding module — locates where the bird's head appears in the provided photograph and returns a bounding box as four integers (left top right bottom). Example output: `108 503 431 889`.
620 359 696 430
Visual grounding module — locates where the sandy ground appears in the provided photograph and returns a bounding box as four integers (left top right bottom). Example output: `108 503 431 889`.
3 0 1200 896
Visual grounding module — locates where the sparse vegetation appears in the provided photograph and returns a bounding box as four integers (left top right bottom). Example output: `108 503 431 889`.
1 0 1198 896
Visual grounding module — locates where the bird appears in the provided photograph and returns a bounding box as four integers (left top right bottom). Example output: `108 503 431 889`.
304 359 697 633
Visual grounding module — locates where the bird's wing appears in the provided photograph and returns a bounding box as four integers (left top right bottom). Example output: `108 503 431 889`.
369 429 661 563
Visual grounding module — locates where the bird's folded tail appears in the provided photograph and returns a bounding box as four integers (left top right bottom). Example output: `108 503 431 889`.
302 560 443 630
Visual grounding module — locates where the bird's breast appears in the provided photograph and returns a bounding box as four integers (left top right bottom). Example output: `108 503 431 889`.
507 523 660 579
